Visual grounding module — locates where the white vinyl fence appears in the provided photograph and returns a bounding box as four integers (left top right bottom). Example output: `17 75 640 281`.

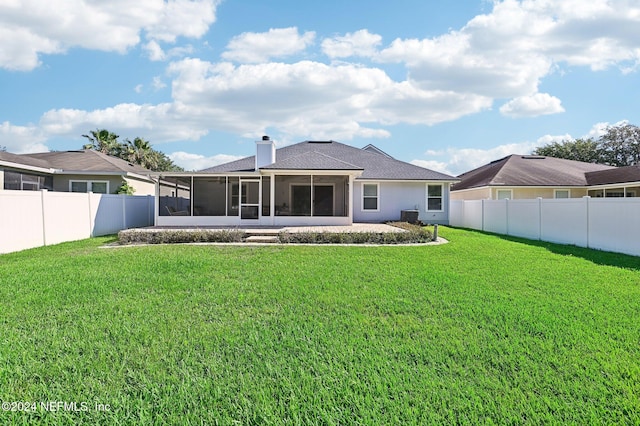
0 191 154 254
450 197 640 257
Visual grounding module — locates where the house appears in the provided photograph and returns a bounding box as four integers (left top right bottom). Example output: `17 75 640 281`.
154 137 459 226
0 149 155 195
450 154 639 200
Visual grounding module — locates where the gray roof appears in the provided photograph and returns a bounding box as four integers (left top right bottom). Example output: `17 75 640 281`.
201 140 457 181
15 150 151 174
261 150 363 170
0 151 52 170
453 155 615 190
586 165 640 185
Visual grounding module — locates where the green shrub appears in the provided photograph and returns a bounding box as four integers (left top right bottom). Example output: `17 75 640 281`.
118 229 245 244
277 228 432 244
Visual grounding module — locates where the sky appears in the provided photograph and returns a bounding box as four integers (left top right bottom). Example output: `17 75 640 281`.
1 0 639 176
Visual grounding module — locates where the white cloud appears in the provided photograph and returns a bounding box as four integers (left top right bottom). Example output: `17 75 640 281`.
221 27 316 63
412 141 541 176
321 29 382 58
39 103 209 142
168 151 243 171
152 76 167 90
376 0 640 101
0 122 49 153
166 58 493 139
134 84 143 94
0 0 219 71
143 40 194 61
584 119 629 138
499 93 565 118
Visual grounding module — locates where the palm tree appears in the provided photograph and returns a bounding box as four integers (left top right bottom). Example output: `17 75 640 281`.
122 137 157 170
82 129 121 156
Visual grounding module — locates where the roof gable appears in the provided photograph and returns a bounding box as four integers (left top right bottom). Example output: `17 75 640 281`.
586 164 640 186
454 155 615 190
21 150 151 174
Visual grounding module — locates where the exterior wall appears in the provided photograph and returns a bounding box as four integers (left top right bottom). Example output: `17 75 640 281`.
53 174 154 194
505 187 588 199
451 187 491 200
53 175 123 194
156 213 351 227
125 176 156 195
353 181 451 224
452 186 588 200
0 169 4 189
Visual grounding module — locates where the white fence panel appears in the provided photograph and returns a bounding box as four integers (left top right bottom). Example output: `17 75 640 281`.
588 198 640 257
463 200 484 229
540 198 588 247
449 200 464 228
0 191 46 253
507 199 540 240
450 197 640 257
92 194 125 236
43 192 91 246
0 191 154 254
483 200 508 235
124 195 153 230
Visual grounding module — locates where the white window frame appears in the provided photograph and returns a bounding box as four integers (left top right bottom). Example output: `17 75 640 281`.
554 189 570 199
496 189 512 200
361 182 380 212
426 183 444 212
69 180 110 194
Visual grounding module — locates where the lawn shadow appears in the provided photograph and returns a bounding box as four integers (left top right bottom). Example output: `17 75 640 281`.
459 228 640 272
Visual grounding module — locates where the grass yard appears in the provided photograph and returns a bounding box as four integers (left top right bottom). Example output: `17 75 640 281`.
0 227 638 424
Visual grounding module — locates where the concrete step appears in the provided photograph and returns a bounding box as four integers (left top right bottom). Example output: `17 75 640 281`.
245 235 280 243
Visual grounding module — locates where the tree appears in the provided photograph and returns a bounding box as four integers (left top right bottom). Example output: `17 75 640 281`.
115 180 136 195
597 123 640 167
121 137 158 170
82 129 122 157
533 138 600 163
533 123 640 166
81 129 183 172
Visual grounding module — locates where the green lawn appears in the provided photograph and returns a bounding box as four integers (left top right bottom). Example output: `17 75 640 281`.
0 228 638 425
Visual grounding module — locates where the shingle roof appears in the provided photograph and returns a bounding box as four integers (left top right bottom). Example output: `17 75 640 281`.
21 150 151 174
261 151 363 170
0 151 52 170
586 164 640 185
453 155 615 191
201 140 457 181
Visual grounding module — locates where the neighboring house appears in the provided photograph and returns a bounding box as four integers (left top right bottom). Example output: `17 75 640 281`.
0 150 155 195
451 154 640 200
155 137 458 226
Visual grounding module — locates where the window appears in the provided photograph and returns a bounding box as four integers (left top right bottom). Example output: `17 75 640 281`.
3 171 52 191
554 189 570 199
362 183 379 211
70 180 109 194
497 189 512 200
427 184 443 211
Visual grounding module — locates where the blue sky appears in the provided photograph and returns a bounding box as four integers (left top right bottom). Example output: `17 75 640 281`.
1 0 639 175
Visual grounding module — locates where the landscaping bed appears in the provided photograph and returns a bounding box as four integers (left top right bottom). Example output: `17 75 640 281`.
117 223 433 245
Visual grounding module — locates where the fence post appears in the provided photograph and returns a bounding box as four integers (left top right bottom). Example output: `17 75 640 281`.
584 196 590 249
481 199 485 231
505 198 510 236
88 192 94 238
537 197 542 241
40 190 47 246
122 195 127 230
